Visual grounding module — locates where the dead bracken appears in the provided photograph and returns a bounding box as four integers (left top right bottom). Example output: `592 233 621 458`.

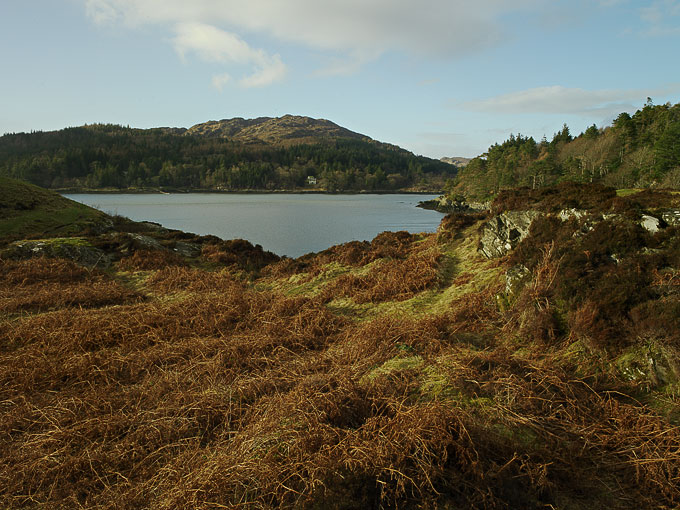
1 183 679 509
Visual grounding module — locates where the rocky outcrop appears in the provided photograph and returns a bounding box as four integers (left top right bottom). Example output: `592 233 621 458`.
418 196 489 214
479 210 541 258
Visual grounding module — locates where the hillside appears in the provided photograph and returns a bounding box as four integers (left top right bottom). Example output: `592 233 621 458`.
0 118 453 192
450 100 680 199
1 181 679 508
0 177 111 244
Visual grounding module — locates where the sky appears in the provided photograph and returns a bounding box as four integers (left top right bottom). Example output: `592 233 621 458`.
1 0 680 159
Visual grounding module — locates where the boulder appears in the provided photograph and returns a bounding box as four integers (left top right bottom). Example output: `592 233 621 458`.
479 210 541 258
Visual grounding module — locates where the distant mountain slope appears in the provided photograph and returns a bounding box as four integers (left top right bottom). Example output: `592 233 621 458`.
185 115 368 145
440 157 472 168
0 120 455 192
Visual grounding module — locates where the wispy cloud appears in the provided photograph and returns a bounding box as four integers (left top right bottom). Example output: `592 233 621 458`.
639 0 680 36
211 73 231 92
460 85 680 116
172 22 286 88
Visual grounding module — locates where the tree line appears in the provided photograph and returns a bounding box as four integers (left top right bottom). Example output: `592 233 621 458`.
450 99 680 198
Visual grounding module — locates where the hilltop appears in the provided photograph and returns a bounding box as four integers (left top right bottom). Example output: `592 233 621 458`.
0 117 453 192
1 180 679 508
184 114 369 145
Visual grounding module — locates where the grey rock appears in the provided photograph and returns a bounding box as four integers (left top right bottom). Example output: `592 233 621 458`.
479 210 541 258
126 233 163 251
173 241 201 258
640 214 661 233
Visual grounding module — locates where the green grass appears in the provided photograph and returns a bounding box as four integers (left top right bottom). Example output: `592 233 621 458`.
615 188 643 197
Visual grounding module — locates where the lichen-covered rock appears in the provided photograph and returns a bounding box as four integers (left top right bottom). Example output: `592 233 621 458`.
3 238 112 268
558 208 588 221
505 264 531 295
125 233 164 251
173 241 201 258
479 210 541 258
616 342 680 387
662 209 680 226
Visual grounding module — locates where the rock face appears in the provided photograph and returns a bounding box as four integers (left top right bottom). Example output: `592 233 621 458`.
479 211 541 258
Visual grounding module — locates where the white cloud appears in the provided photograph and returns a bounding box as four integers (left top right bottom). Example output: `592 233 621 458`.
172 22 286 88
84 0 542 70
460 85 680 116
239 56 287 88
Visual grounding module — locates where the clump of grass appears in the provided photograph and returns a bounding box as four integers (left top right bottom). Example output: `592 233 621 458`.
320 237 442 304
200 238 280 271
0 257 141 313
118 249 187 271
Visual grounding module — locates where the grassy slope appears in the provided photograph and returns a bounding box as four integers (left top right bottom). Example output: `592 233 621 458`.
0 177 107 243
0 183 679 509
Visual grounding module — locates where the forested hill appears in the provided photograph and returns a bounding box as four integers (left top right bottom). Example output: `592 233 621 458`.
0 118 454 192
449 100 680 199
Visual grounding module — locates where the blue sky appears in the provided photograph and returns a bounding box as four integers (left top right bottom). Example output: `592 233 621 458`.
1 0 679 158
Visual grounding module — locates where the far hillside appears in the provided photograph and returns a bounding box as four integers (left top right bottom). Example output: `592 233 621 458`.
449 99 680 199
0 116 454 192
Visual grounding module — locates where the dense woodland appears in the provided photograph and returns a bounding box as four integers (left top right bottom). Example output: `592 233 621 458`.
451 99 680 198
0 124 453 192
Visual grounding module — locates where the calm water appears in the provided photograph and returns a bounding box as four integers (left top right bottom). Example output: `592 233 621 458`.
64 193 445 257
